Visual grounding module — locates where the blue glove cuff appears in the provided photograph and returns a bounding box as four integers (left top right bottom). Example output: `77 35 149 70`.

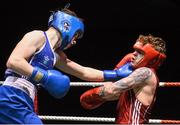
29 67 47 84
103 70 119 81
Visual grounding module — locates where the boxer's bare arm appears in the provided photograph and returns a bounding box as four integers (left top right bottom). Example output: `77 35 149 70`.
55 51 104 81
99 67 152 100
6 30 45 77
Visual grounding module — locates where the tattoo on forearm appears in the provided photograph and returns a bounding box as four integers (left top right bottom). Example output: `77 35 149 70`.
99 86 106 97
98 68 152 99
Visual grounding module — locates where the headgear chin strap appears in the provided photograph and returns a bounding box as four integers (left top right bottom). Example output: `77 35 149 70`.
48 11 84 50
133 43 166 69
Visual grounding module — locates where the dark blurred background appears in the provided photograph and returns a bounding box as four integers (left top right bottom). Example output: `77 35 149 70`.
1 0 180 123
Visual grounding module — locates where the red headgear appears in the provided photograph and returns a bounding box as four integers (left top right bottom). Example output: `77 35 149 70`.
133 42 166 69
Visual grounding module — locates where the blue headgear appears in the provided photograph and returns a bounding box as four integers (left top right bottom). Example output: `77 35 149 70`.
48 11 84 50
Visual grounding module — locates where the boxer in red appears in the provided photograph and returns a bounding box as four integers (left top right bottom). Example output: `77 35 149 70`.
80 34 166 124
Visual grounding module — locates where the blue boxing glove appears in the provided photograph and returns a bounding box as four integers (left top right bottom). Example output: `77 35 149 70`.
29 67 70 99
103 62 133 81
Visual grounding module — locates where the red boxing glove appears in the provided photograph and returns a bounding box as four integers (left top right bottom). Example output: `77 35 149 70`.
80 87 105 110
114 53 133 70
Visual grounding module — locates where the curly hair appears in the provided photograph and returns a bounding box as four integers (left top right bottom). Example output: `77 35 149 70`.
137 34 166 54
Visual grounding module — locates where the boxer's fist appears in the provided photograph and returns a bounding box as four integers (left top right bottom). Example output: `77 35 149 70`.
115 62 133 77
103 62 133 81
80 87 106 110
29 67 70 99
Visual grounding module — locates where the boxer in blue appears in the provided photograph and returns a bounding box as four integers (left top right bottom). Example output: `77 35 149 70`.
0 7 133 124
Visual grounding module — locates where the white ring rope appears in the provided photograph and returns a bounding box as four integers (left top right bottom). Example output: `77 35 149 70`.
39 115 114 122
1 81 180 87
38 115 180 124
70 82 180 87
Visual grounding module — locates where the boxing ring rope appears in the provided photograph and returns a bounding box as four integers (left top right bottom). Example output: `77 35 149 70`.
38 115 180 124
1 81 180 87
0 81 180 123
70 82 180 87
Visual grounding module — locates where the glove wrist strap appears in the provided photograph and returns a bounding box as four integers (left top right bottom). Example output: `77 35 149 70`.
29 67 47 84
103 70 119 81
